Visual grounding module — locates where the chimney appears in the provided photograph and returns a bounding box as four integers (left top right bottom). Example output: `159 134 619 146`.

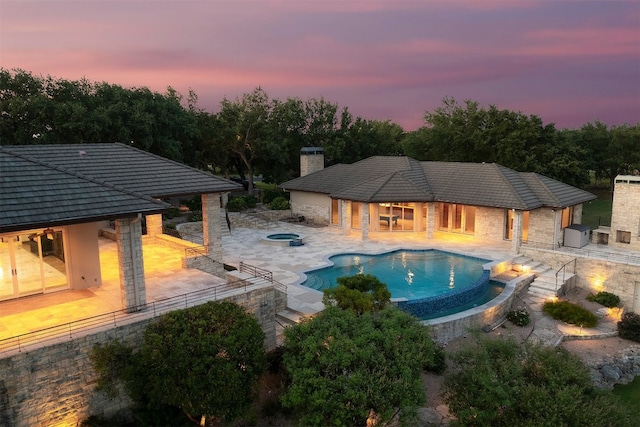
300 147 324 177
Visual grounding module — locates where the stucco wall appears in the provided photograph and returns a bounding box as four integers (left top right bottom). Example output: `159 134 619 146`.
66 222 102 290
289 191 331 224
0 286 280 427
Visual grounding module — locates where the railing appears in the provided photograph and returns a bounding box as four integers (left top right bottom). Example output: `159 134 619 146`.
555 258 577 294
238 261 287 293
0 278 276 356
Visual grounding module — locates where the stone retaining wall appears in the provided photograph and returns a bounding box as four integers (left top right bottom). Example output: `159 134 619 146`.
519 247 640 310
590 345 640 390
0 287 279 427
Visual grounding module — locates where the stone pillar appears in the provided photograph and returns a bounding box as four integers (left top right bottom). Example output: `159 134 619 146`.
202 193 224 276
115 217 146 311
341 200 350 235
361 203 369 240
427 202 436 239
146 213 163 237
511 210 523 254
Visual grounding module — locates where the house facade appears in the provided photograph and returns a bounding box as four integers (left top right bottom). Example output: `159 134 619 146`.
280 152 596 253
0 143 240 309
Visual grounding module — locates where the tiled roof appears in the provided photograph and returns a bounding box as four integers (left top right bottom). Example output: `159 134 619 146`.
0 150 169 233
279 156 596 209
1 143 242 232
3 143 241 198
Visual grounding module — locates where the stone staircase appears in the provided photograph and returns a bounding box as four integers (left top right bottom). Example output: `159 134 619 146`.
512 255 576 301
275 308 307 345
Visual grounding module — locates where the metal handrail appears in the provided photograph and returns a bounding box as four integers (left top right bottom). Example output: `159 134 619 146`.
0 275 283 356
555 258 577 294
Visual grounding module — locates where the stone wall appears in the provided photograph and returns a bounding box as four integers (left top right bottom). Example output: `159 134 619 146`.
0 286 280 427
289 191 330 225
474 206 506 241
590 345 640 390
519 247 640 310
610 177 640 251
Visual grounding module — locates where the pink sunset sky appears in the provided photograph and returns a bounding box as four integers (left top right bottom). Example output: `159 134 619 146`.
1 0 638 131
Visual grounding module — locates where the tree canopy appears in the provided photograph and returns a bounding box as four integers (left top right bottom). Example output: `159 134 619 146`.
441 336 633 427
322 273 391 315
282 306 436 427
91 301 266 425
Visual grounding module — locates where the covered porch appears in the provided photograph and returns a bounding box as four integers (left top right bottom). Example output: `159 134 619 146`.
0 237 226 346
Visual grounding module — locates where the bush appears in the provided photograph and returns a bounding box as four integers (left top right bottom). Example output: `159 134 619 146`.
424 344 447 374
618 312 640 342
226 197 247 212
507 309 531 327
187 211 202 222
243 195 258 209
587 291 621 308
263 188 288 204
543 300 598 327
163 206 182 219
269 196 290 210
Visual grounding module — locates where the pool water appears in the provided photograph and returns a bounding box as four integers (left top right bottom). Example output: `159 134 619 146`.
267 233 300 240
303 250 488 299
302 249 501 319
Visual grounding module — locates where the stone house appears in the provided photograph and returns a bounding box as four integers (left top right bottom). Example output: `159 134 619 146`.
0 143 240 308
280 150 596 253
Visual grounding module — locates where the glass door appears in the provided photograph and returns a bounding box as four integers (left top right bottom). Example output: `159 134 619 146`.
0 230 68 301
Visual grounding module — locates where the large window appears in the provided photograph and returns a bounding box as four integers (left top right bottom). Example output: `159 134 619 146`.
504 210 530 241
351 202 360 229
331 199 340 225
378 203 415 231
439 204 475 235
561 207 574 228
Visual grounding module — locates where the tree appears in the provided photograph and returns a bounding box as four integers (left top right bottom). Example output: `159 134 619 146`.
282 306 436 426
441 336 633 426
322 273 391 315
414 97 590 187
91 301 266 426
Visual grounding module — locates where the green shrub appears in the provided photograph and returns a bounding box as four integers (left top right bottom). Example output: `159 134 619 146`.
543 300 598 327
226 197 247 212
618 312 640 342
507 309 531 327
243 195 258 209
187 211 202 222
269 196 290 210
587 291 621 308
180 196 201 211
263 188 288 204
424 344 447 374
163 206 182 219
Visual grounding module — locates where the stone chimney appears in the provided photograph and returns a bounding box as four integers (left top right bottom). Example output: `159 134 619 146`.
300 147 324 177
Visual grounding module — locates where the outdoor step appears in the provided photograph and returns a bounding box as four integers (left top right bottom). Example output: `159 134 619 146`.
527 287 556 299
277 309 306 326
529 281 559 292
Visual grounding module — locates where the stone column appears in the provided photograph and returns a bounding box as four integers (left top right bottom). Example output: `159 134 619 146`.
511 210 523 253
427 202 436 239
341 200 350 235
361 203 369 240
146 213 163 237
202 193 224 276
115 217 146 311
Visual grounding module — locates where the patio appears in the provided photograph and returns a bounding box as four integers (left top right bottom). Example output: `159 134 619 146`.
0 238 226 343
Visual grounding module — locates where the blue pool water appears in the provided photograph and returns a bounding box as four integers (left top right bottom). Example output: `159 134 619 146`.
302 249 501 319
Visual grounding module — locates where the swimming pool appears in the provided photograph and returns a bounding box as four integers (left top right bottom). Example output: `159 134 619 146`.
301 249 498 318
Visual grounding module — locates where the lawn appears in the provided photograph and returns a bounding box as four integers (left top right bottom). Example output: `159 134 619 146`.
582 197 612 229
613 376 640 419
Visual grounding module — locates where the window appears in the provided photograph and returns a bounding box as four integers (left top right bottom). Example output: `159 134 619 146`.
351 202 360 229
331 199 340 225
561 207 574 228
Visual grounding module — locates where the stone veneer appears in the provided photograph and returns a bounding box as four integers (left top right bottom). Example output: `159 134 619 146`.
519 247 640 311
610 176 640 251
0 284 281 427
115 218 146 311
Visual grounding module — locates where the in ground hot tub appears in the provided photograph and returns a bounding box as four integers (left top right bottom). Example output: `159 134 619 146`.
262 232 306 246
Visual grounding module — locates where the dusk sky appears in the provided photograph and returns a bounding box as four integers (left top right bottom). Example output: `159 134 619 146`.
1 0 639 131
